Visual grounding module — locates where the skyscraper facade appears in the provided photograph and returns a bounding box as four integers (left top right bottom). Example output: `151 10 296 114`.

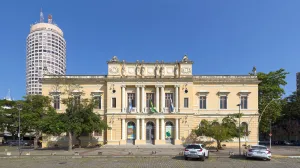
26 10 66 95
297 72 300 91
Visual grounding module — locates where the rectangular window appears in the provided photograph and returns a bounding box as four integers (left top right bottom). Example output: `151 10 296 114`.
220 96 227 109
241 96 248 109
165 93 174 108
53 96 60 109
94 96 102 109
74 96 80 105
184 98 189 108
199 96 206 109
146 93 155 107
127 93 136 107
112 98 116 108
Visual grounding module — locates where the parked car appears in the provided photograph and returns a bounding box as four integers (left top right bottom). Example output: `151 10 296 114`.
184 144 209 161
244 145 271 161
283 141 293 146
7 140 33 146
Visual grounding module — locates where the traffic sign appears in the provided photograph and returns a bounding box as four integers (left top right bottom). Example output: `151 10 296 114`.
269 133 272 137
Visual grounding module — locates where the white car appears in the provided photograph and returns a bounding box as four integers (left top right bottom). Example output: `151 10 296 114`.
245 145 271 161
184 144 209 161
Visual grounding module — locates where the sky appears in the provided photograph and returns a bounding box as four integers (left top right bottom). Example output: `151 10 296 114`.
0 0 299 100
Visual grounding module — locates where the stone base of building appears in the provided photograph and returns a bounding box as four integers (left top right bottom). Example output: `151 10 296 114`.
119 140 127 145
174 140 182 145
135 140 146 145
154 140 166 145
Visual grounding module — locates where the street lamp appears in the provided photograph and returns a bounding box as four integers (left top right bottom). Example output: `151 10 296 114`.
237 104 241 155
16 104 22 156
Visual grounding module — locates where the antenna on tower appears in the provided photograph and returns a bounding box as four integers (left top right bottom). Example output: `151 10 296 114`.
40 8 44 23
48 14 52 24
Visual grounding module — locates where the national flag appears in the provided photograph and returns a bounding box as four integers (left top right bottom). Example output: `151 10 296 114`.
128 98 132 112
169 98 174 112
150 99 157 113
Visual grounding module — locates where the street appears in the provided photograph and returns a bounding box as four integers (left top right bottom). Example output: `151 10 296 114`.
1 157 300 168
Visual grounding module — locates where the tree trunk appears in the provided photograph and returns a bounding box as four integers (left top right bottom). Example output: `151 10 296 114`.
68 131 73 151
76 135 81 148
216 140 221 151
34 137 38 149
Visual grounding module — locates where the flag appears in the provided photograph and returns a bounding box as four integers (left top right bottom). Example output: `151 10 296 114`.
170 98 174 112
150 99 157 113
128 98 132 112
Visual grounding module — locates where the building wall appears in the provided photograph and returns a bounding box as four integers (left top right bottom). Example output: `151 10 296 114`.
41 56 260 147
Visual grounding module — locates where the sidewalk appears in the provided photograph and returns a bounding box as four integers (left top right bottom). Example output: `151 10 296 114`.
1 145 300 158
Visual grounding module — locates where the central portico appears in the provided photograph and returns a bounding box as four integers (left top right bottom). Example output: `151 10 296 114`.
106 55 192 145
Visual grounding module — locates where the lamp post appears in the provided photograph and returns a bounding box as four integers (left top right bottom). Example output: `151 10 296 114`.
269 119 272 149
17 104 22 156
237 104 241 155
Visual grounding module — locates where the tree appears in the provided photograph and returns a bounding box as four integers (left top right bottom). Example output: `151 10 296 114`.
256 68 288 133
193 115 243 150
275 91 300 140
0 99 23 139
62 97 109 151
21 95 56 149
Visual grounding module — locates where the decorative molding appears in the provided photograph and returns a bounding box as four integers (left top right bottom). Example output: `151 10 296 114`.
167 68 173 74
181 67 191 74
109 66 119 74
217 90 230 96
147 67 154 74
128 67 134 74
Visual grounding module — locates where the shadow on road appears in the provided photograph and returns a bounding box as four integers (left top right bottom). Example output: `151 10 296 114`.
229 155 269 161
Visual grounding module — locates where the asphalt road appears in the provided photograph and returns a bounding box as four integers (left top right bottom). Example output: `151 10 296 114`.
1 157 300 168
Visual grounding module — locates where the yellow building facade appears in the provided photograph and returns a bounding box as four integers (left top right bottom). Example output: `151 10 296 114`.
42 55 260 147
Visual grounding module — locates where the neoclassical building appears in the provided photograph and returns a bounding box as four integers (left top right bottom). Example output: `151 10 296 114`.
42 55 260 147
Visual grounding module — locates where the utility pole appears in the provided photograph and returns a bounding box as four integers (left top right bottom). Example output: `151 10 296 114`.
237 104 241 155
17 104 22 156
269 119 272 149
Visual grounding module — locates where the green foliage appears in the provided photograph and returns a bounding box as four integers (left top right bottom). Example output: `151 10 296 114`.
193 115 244 149
61 97 109 148
0 99 21 138
274 91 300 140
257 68 288 133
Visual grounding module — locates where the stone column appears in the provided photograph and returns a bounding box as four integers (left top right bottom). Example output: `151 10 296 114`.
156 86 160 112
136 86 140 112
121 85 126 112
175 85 179 112
141 118 145 140
175 118 179 140
161 118 165 140
141 86 145 113
156 118 159 140
161 86 165 112
136 118 140 140
122 119 126 140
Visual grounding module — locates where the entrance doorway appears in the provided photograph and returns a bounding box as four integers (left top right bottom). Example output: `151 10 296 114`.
127 121 136 144
146 122 155 144
165 121 174 144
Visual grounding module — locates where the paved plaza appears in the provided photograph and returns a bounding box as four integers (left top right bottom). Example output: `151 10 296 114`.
1 145 300 167
1 157 300 168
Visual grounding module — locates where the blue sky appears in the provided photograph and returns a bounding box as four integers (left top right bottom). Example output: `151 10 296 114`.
0 0 299 99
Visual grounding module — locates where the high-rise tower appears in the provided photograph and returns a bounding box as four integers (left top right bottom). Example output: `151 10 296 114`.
26 10 66 95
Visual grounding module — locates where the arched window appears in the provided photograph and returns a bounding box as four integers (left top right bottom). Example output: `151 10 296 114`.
241 122 249 136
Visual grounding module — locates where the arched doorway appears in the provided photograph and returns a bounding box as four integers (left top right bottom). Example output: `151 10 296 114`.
165 121 174 144
241 122 249 143
127 121 136 144
146 122 155 144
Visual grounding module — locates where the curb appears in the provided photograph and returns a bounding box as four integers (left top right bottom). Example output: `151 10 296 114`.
0 155 230 159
